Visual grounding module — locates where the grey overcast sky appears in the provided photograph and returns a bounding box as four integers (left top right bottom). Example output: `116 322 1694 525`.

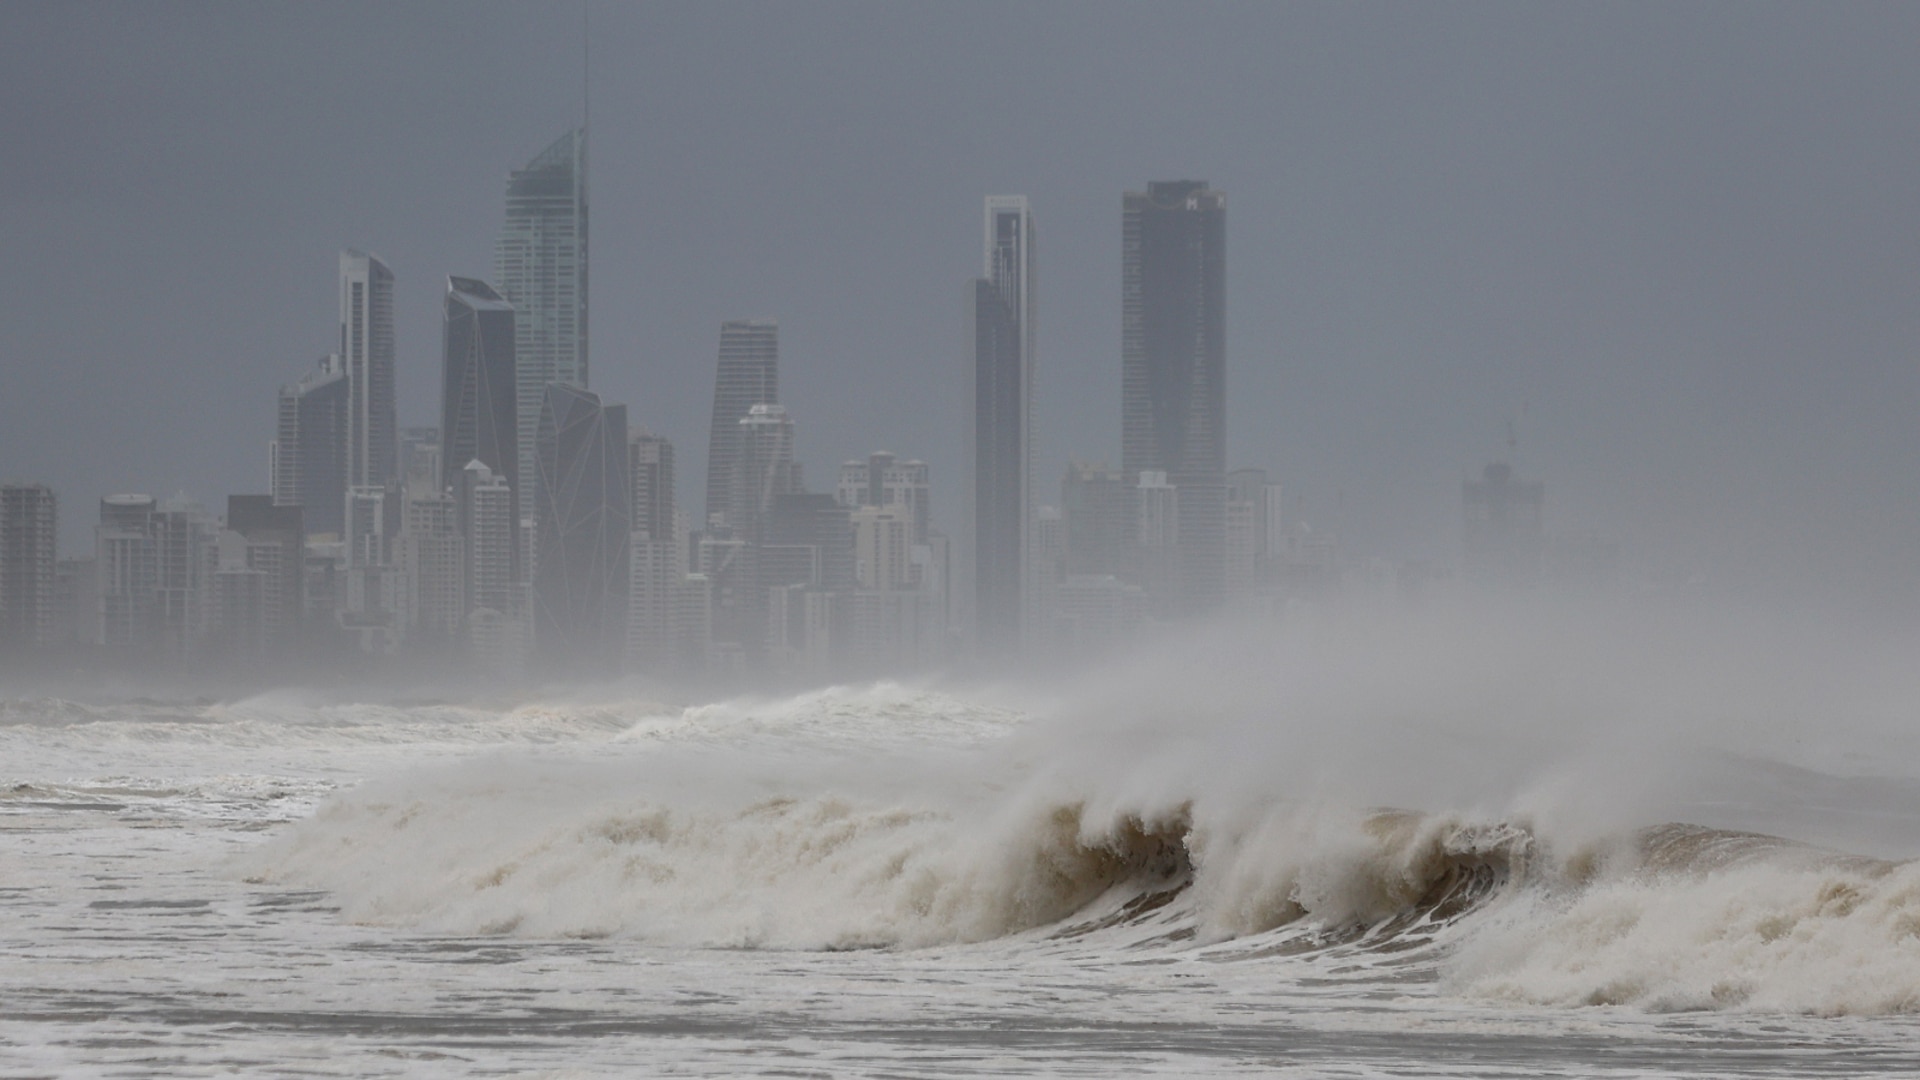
3 2 1918 602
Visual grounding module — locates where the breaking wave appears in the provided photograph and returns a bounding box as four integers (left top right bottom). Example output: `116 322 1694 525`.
233 601 1920 1016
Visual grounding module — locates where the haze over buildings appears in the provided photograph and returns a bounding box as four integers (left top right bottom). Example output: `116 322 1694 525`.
3 4 1920 683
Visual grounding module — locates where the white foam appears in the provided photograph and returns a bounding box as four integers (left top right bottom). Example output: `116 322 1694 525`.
161 601 1920 1013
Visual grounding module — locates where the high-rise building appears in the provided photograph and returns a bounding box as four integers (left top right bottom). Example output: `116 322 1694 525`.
96 495 158 649
51 556 95 648
1135 470 1180 600
968 195 1035 654
344 486 399 570
273 355 350 537
152 497 216 661
440 277 518 510
400 427 442 493
627 532 682 676
629 431 676 544
340 251 398 492
397 484 463 648
761 492 852 676
0 483 57 650
340 485 403 651
1122 180 1227 615
458 460 520 652
763 492 854 595
1462 462 1544 590
853 504 915 593
836 452 931 544
222 496 305 649
625 431 693 679
1061 462 1129 577
497 129 588 500
532 385 630 672
703 320 778 530
730 404 800 545
1226 468 1282 594
1026 504 1066 648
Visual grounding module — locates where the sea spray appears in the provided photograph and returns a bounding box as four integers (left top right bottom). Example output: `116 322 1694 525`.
233 599 1920 1014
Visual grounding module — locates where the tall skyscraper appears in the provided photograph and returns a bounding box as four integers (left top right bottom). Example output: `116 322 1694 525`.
440 276 518 511
532 385 630 672
969 196 1035 653
273 355 350 536
498 128 589 499
0 483 57 650
340 251 398 492
1121 180 1227 614
703 320 779 530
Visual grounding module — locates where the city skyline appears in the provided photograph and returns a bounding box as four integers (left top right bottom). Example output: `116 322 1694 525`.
7 12 1920 1074
4 4 1920 609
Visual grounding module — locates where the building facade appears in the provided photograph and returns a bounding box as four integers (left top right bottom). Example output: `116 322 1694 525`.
96 495 158 649
441 277 518 515
458 460 521 665
703 320 779 531
1122 180 1227 615
532 385 630 673
968 195 1035 654
629 431 676 545
0 483 57 650
273 355 350 537
837 452 931 544
340 251 398 493
498 128 589 500
223 496 304 650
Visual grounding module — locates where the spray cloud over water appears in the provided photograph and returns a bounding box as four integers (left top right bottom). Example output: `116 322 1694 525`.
242 597 1920 1014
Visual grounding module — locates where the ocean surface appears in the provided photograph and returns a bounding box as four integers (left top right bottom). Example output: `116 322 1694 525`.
8 608 1920 1077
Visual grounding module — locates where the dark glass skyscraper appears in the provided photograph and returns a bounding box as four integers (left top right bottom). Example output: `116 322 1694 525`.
968 196 1035 652
498 129 588 500
1122 181 1226 614
532 385 629 673
440 276 518 515
340 251 398 492
703 320 779 531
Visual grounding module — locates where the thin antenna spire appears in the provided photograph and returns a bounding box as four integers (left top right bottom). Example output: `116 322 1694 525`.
581 0 590 135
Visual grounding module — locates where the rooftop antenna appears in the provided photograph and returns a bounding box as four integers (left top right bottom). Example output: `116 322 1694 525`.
582 0 590 137
1506 398 1529 468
